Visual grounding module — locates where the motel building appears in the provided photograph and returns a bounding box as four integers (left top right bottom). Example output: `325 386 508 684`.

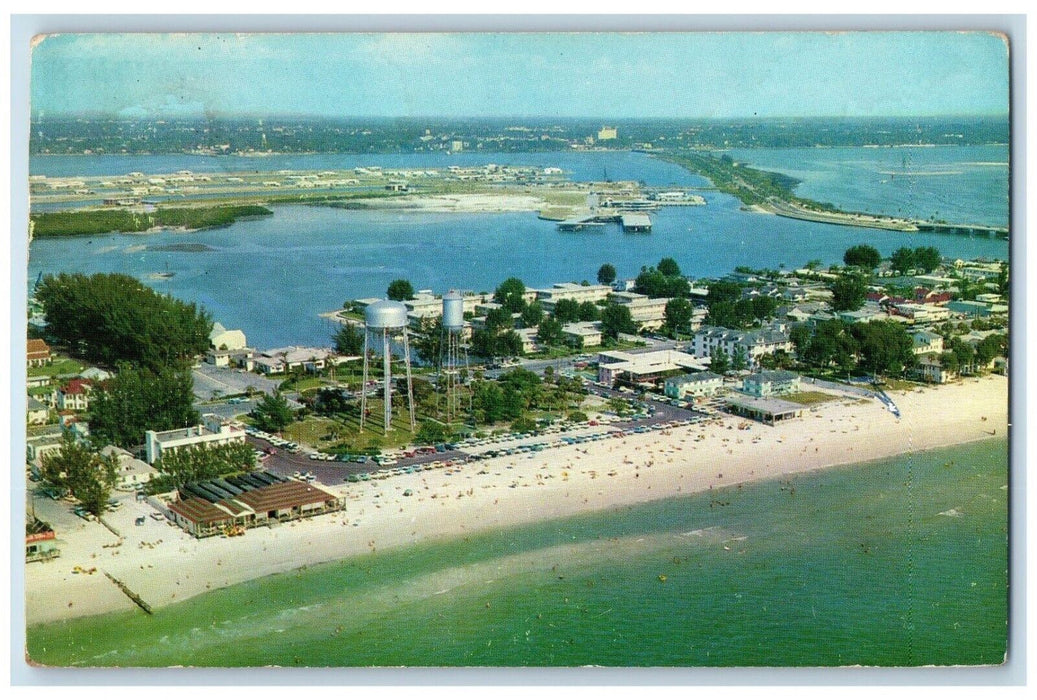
741 370 802 397
144 414 246 465
663 371 725 400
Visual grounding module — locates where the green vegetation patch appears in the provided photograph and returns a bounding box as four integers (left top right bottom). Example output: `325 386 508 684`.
30 204 273 237
782 391 836 406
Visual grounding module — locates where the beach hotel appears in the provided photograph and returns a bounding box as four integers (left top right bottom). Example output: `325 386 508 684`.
145 414 245 465
597 349 708 387
164 472 342 538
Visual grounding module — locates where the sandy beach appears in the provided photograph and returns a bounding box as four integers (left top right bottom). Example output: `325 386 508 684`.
24 375 1008 626
353 193 547 213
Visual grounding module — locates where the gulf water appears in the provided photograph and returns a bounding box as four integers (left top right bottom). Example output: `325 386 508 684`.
27 148 1008 348
27 438 1008 667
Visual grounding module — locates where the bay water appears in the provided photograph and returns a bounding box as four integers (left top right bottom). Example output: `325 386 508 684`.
28 149 1009 348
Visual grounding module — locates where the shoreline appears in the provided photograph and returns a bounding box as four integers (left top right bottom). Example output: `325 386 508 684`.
24 374 1008 628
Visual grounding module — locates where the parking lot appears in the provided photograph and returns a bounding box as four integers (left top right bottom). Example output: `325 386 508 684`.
191 364 280 401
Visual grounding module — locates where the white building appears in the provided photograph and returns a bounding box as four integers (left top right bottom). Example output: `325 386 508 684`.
607 291 670 331
742 370 801 397
27 397 49 425
912 330 945 356
561 321 603 348
101 445 158 490
691 326 793 365
663 372 725 399
145 414 246 464
534 283 612 312
597 349 708 386
253 346 336 374
210 322 248 351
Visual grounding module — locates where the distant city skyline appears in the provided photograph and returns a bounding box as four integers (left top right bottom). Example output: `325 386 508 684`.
31 32 1009 120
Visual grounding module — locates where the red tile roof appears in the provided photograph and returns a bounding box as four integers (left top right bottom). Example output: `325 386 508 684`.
61 379 91 395
27 338 51 359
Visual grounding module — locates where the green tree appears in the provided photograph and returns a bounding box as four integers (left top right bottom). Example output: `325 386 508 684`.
41 436 119 516
597 263 617 286
843 244 882 270
153 441 257 489
664 297 693 336
657 257 682 277
567 410 589 423
710 347 731 375
537 316 564 346
600 303 637 339
416 420 449 445
411 316 444 367
912 246 942 274
484 307 514 332
577 301 601 322
975 334 1008 366
36 272 212 372
830 273 869 312
332 323 365 355
386 279 415 301
90 364 199 449
251 392 295 433
553 298 581 324
850 320 916 377
494 277 528 313
731 346 749 372
520 301 545 328
890 247 916 275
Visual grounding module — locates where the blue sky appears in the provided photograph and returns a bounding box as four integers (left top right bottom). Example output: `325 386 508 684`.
30 32 1009 119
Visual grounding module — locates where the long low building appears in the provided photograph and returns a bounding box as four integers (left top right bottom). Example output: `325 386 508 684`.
726 395 805 425
597 349 709 386
166 472 342 538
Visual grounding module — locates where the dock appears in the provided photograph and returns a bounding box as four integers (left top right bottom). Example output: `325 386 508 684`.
557 209 653 233
621 212 652 233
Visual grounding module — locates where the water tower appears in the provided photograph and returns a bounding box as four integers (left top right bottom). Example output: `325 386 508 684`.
440 290 470 423
361 300 416 435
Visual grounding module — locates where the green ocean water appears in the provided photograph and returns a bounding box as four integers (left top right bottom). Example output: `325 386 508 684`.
26 439 1008 668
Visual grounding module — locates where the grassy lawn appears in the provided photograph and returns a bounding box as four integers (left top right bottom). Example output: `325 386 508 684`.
783 391 837 406
27 357 85 378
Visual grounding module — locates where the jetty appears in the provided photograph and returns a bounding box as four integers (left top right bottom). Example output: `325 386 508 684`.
104 570 153 615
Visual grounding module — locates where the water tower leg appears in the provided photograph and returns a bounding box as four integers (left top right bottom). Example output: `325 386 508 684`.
360 327 369 433
383 330 392 435
403 328 416 432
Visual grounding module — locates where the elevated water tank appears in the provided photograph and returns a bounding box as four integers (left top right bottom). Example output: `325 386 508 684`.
442 290 465 331
364 299 408 329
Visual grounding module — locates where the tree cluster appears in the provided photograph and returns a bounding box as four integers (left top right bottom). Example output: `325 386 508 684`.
634 259 690 298
791 319 916 377
40 436 120 516
600 303 638 340
386 279 416 301
90 364 200 449
471 368 584 425
704 280 779 329
889 246 942 275
152 441 257 491
332 323 365 356
843 244 882 270
250 392 296 433
36 272 212 372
